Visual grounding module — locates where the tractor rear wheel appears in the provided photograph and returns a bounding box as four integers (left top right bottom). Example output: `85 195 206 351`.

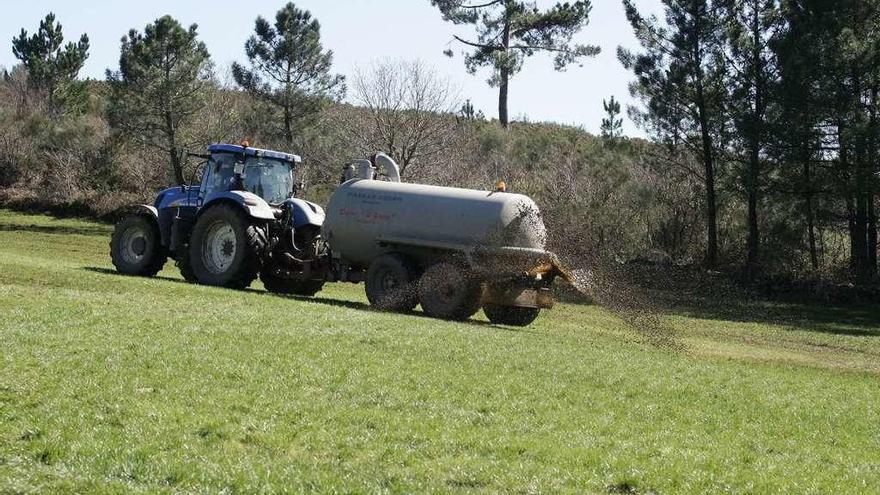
189 204 265 289
483 305 540 327
260 269 325 297
365 254 419 311
418 262 482 321
110 214 166 276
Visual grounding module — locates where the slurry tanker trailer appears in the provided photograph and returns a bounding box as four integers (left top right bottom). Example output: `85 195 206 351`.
111 144 572 326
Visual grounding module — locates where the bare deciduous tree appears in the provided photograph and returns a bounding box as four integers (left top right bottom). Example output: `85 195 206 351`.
349 59 461 178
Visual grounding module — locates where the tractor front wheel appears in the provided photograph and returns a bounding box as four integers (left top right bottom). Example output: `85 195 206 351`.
175 254 198 283
189 204 265 289
110 214 166 276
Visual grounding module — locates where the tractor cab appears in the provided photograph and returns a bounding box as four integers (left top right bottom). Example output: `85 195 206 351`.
201 144 302 205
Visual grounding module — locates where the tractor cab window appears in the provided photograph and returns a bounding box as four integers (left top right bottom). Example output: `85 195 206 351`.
202 153 294 205
240 158 293 204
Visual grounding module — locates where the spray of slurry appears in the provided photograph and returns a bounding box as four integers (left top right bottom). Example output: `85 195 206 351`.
566 263 682 349
538 207 682 349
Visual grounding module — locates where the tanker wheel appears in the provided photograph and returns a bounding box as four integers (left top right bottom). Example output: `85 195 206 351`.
188 204 264 289
110 214 167 276
260 269 325 297
418 262 482 321
483 305 541 327
365 254 419 311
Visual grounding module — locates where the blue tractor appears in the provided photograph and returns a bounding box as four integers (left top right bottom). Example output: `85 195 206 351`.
110 144 328 295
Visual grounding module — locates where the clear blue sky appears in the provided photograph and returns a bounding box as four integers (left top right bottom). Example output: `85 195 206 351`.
2 0 662 136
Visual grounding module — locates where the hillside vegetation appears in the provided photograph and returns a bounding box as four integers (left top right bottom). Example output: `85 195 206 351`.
2 210 879 493
5 1 880 292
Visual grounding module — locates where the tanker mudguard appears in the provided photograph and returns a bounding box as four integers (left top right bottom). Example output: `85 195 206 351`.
287 198 325 228
201 191 276 220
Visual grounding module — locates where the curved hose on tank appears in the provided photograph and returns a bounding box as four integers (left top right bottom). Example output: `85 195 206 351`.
373 153 401 183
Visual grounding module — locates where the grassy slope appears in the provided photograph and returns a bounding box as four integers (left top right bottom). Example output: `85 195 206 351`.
0 210 878 494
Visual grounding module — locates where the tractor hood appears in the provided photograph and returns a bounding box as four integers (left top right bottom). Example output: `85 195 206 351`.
154 185 200 210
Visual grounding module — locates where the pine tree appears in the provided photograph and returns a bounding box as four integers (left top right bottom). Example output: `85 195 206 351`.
232 2 344 144
431 0 599 128
106 16 212 185
600 95 623 145
719 0 783 268
460 99 476 121
773 1 824 270
12 12 89 111
620 0 728 268
825 0 880 282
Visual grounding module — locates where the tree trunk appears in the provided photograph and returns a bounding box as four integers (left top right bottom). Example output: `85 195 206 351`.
855 193 869 282
847 196 858 272
498 13 511 128
283 105 293 144
498 68 509 128
696 87 718 269
854 124 870 281
839 122 856 274
868 82 878 277
803 159 819 270
165 110 184 186
690 4 718 269
745 0 762 268
169 147 184 186
747 144 760 267
870 194 878 275
851 71 873 283
705 159 719 269
839 120 868 280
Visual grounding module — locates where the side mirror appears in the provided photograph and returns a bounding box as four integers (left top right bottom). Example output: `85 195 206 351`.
233 162 245 175
178 149 188 191
192 161 207 184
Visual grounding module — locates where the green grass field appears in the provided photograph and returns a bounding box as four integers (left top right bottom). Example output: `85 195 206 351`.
1 209 879 494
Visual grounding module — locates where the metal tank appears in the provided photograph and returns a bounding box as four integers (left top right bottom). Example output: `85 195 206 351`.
323 179 548 268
